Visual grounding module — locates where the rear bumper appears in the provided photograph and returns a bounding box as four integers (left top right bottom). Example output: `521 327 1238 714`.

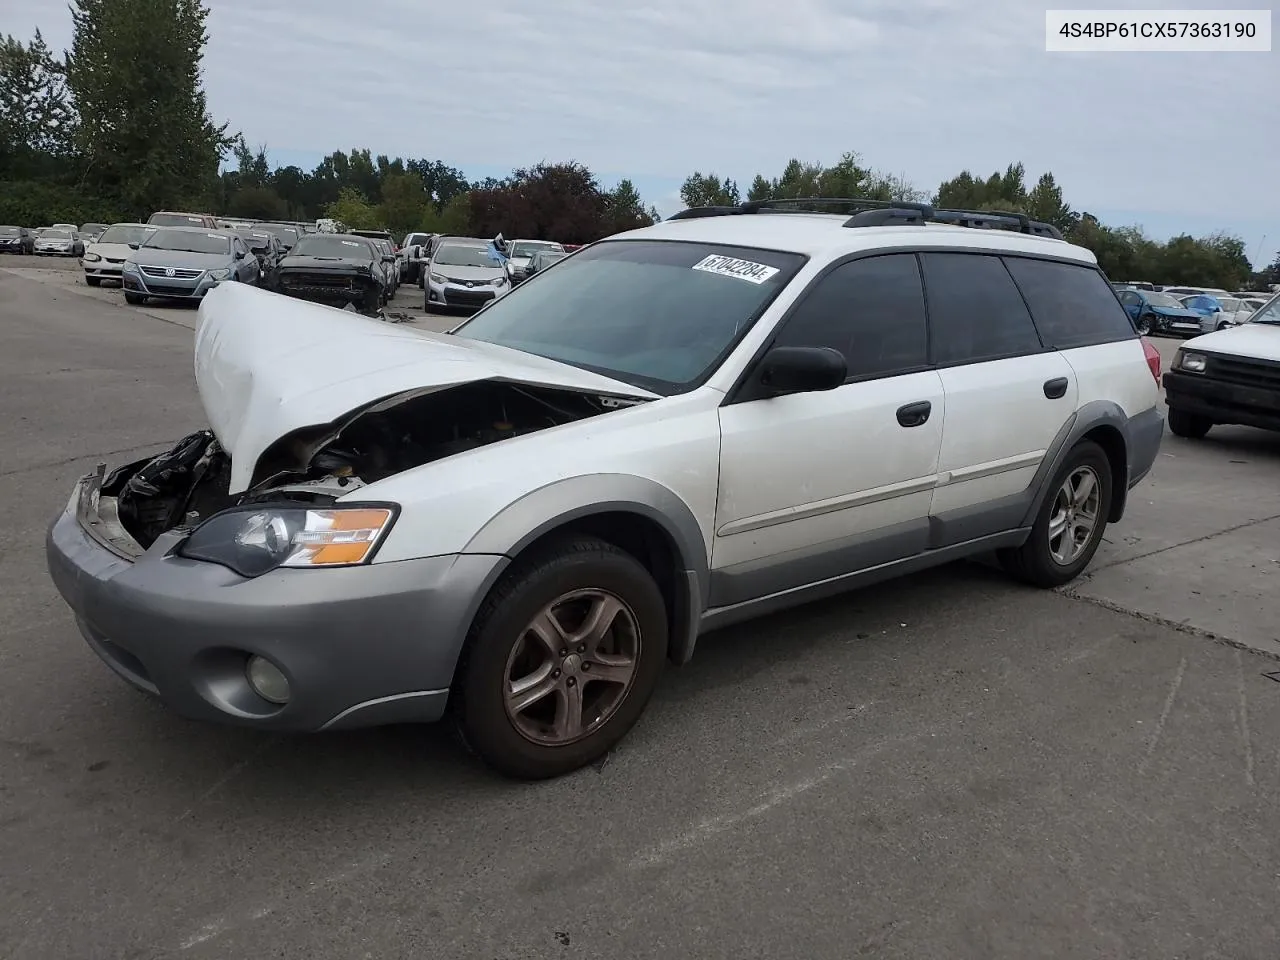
1125 405 1164 488
45 473 508 732
1164 370 1280 431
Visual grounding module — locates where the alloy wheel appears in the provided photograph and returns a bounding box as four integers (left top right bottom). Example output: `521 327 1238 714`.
1047 465 1101 565
502 588 642 746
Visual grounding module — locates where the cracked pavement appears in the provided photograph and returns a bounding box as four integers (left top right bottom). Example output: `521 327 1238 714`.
2 260 1279 960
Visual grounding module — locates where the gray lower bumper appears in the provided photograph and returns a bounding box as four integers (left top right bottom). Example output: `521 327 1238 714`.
1125 405 1165 488
45 489 507 731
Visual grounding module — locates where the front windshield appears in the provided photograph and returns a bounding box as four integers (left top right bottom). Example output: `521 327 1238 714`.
142 229 230 255
98 224 152 245
1144 293 1185 308
0 226 19 236
435 244 501 268
510 241 562 258
46 228 73 239
452 240 806 393
1185 295 1220 311
290 235 373 258
1248 295 1280 325
240 232 272 250
81 223 107 233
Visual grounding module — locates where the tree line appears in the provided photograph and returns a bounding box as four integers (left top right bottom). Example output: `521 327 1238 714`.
1 2 1275 289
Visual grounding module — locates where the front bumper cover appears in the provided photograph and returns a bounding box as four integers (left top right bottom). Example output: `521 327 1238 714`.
45 470 508 731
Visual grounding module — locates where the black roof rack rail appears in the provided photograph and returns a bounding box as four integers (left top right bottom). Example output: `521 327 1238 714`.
664 197 1065 240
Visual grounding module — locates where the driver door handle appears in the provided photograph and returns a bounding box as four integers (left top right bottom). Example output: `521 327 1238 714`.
896 400 932 428
1043 377 1069 399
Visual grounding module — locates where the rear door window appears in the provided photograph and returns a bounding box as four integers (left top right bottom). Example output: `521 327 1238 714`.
919 253 1044 365
1004 257 1137 348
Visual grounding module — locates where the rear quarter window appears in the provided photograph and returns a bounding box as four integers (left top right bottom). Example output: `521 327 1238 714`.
1003 257 1137 349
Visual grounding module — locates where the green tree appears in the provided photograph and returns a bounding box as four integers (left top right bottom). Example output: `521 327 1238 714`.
325 187 379 229
1025 172 1078 233
429 193 472 235
377 171 429 237
66 0 233 215
226 185 287 220
746 174 773 202
603 178 653 235
679 171 740 208
0 30 76 177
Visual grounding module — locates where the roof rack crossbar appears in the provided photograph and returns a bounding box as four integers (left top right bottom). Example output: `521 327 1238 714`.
664 197 1065 240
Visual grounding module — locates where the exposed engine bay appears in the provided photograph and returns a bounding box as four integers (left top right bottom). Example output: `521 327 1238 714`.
108 381 641 549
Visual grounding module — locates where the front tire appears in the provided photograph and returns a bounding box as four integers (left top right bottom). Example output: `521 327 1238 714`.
1168 407 1212 439
85 276 101 287
124 291 143 304
1135 312 1153 335
453 536 668 780
999 440 1112 588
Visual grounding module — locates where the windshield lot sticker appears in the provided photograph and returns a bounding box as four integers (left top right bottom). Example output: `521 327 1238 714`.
692 255 779 284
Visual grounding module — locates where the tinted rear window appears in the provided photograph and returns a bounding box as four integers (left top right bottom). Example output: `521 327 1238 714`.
919 253 1043 364
1004 257 1136 348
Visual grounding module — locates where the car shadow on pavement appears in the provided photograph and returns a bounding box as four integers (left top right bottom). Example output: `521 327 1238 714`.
82 558 1013 819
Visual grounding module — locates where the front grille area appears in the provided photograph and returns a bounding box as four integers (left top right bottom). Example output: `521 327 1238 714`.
283 274 356 290
1205 354 1280 391
141 281 199 297
139 264 202 280
444 288 496 307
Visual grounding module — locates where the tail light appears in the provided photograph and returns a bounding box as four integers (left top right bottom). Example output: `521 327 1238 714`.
1141 337 1162 383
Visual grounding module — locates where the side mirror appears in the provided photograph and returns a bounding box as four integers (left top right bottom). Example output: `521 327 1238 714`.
382 254 396 263
756 346 847 397
127 242 140 250
234 250 246 259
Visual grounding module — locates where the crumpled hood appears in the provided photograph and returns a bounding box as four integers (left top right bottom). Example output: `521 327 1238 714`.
1150 306 1203 319
1182 322 1280 362
194 283 659 493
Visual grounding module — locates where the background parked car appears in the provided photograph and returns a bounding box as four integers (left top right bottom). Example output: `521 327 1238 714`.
399 231 435 284
1116 289 1206 336
274 232 394 313
121 226 259 304
424 236 512 312
33 227 85 257
367 237 399 300
525 248 569 278
146 211 220 229
254 222 302 253
236 229 287 290
81 222 154 286
504 239 566 283
0 225 34 254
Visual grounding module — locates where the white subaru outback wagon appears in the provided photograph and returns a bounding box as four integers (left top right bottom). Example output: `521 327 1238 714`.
46 199 1164 779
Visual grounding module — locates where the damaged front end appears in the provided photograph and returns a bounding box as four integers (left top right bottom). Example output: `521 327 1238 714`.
96 379 639 557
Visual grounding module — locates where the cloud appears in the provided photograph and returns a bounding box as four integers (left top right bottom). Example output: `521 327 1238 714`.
3 0 1275 261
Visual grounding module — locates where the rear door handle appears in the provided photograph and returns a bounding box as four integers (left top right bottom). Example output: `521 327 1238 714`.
896 400 932 428
1043 377 1069 399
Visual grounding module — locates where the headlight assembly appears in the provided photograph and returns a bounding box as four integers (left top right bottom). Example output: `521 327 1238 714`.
178 504 397 578
209 268 230 280
1175 350 1207 373
83 252 102 262
429 272 446 284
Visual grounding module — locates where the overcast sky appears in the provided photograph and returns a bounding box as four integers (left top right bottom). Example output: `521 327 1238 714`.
8 0 1277 267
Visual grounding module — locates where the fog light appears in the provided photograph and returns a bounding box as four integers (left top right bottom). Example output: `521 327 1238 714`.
246 655 290 704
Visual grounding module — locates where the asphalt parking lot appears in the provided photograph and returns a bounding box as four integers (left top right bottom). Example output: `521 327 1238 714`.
3 256 1279 959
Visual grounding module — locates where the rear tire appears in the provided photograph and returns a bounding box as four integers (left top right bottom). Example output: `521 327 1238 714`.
998 440 1112 588
85 276 101 287
124 291 143 304
453 536 668 780
1168 408 1212 439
